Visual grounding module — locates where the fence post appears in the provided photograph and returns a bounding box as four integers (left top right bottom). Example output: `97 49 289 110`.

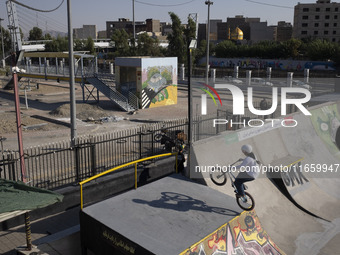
8 153 16 180
234 66 239 78
139 129 142 159
304 69 310 84
90 137 97 176
216 109 219 134
246 70 252 86
74 143 81 182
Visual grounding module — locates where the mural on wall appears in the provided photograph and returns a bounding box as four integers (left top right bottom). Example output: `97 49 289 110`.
180 210 285 255
310 104 340 157
141 65 177 109
202 57 335 71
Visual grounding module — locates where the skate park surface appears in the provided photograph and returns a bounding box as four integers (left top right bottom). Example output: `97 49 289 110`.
191 101 340 254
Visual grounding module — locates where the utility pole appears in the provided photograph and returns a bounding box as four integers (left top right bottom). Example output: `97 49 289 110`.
205 0 213 85
133 0 136 40
67 0 77 146
0 18 5 68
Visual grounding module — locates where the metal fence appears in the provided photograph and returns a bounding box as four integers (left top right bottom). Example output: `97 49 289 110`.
0 102 296 190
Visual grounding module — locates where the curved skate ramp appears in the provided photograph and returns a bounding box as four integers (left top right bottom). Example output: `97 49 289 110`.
191 101 340 254
180 210 285 255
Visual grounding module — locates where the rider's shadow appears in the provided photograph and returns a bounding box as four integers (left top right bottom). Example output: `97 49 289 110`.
133 192 239 216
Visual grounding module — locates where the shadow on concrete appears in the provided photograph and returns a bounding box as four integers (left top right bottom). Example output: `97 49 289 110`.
133 191 239 216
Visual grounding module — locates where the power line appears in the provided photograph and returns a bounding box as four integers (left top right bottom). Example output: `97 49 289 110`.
135 0 197 7
10 0 65 13
244 0 293 9
17 6 67 32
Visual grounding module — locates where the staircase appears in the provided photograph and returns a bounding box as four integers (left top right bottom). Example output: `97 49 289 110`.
86 76 138 112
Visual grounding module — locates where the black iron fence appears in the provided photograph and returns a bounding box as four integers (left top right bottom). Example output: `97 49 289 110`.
0 102 297 190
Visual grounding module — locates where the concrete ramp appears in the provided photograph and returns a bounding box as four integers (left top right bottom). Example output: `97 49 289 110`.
191 101 340 254
80 174 244 255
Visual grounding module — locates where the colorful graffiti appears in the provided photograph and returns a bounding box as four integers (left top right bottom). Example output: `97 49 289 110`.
141 65 177 109
180 210 286 255
310 104 340 158
203 57 335 71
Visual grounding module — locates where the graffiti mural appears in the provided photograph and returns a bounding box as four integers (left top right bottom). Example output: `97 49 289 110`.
180 210 286 255
141 64 177 109
202 57 336 71
310 104 340 157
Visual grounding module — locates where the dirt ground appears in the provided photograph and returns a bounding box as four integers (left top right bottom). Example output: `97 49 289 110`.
0 77 188 150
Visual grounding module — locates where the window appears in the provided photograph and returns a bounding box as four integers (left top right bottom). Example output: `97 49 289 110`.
335 15 338 19
333 30 337 34
301 31 307 35
324 31 329 35
335 7 338 11
314 31 318 35
325 15 330 19
335 23 338 27
315 15 320 19
302 16 309 20
316 8 320 12
325 23 329 27
332 38 336 42
326 8 330 12
302 23 308 27
303 8 309 12
315 23 319 27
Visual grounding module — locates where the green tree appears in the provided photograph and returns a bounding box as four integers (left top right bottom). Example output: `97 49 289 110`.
28 27 43 41
305 39 338 61
111 29 131 57
215 40 237 58
44 33 52 40
74 38 84 51
44 36 68 52
167 12 185 64
84 37 95 54
136 33 162 56
281 39 302 59
0 26 12 55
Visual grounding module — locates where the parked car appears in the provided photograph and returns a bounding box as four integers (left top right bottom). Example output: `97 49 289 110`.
292 80 312 90
223 76 243 85
251 78 273 86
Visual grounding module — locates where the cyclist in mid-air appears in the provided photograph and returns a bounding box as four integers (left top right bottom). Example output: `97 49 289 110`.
234 144 260 201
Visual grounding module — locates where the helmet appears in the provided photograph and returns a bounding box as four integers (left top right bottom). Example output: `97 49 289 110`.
241 144 252 154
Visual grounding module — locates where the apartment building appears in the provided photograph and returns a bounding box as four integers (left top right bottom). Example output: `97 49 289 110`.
73 25 97 39
293 0 340 42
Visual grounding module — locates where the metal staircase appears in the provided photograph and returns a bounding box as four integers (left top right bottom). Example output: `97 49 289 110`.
86 76 138 112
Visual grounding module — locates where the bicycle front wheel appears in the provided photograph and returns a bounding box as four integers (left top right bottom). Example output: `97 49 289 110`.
154 134 163 142
210 170 227 186
236 192 255 211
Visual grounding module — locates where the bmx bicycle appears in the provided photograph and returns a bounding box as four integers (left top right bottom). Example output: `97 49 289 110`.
210 159 255 211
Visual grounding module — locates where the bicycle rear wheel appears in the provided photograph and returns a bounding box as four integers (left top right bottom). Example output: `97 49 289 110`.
210 170 227 186
154 134 163 142
236 192 255 211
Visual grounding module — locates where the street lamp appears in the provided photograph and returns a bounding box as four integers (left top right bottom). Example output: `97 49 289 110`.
205 0 213 85
0 18 5 68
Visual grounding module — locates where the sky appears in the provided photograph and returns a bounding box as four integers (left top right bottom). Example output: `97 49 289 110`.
0 0 320 35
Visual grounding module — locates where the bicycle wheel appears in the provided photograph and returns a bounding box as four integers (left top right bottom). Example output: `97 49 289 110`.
154 133 163 142
236 192 255 211
210 170 227 186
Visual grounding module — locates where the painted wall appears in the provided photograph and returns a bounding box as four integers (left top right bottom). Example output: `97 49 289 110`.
202 57 335 71
140 57 178 109
180 210 285 255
